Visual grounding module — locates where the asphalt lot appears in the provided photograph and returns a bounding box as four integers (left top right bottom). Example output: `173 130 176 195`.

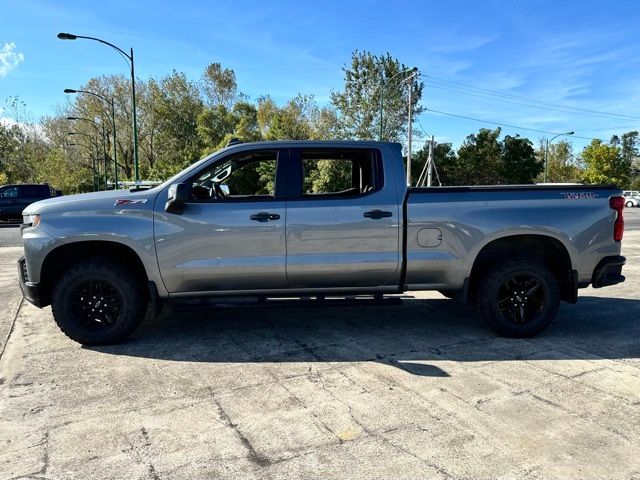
0 229 639 479
0 224 22 248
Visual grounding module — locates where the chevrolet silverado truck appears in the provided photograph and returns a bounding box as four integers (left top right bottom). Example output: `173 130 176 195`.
18 141 626 345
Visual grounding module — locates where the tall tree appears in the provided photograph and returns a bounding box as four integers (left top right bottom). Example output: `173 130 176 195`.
455 128 503 185
535 140 582 183
258 95 314 140
147 71 205 178
500 135 542 184
201 62 239 108
581 139 630 186
330 50 423 142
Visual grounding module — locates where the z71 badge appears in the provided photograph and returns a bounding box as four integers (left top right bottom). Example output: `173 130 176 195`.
561 192 598 199
114 199 148 206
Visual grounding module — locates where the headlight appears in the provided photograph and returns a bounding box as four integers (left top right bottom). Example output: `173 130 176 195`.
22 214 41 227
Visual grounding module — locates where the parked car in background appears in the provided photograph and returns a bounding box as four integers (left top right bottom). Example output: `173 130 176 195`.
623 191 640 208
0 184 60 222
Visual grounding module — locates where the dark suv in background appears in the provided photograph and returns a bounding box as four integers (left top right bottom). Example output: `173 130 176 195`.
0 184 60 222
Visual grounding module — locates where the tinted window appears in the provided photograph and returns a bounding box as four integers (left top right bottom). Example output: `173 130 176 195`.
300 149 380 197
191 150 278 201
19 185 49 198
0 186 18 198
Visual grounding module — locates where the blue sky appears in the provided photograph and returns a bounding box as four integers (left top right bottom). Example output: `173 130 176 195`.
2 0 640 152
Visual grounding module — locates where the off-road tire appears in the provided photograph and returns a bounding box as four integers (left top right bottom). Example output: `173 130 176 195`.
51 258 147 345
477 258 560 338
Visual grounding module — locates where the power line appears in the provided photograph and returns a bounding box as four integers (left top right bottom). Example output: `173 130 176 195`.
425 108 597 140
424 81 640 122
424 75 640 121
415 117 431 140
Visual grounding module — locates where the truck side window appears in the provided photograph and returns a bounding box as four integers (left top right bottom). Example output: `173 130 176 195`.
190 150 278 201
300 149 381 197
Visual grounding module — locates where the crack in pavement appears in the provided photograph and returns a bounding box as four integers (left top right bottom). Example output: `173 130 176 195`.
208 388 271 469
0 297 23 364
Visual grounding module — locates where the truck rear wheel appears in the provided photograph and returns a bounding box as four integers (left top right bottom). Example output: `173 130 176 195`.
51 259 147 345
477 259 560 338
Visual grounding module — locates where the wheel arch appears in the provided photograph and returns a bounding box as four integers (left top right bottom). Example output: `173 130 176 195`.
468 233 576 303
39 240 150 307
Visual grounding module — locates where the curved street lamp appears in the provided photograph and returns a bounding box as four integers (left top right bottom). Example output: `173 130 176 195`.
68 116 108 190
67 132 100 191
378 66 418 141
65 89 119 188
66 142 101 190
58 32 140 183
544 131 574 183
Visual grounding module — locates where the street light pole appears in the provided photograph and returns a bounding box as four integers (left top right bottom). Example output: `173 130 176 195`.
544 131 574 183
68 132 99 191
58 32 139 183
64 89 118 189
66 142 99 190
68 116 108 190
378 66 418 141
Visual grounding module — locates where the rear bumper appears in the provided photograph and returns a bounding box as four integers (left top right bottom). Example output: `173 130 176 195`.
591 255 626 288
17 256 45 307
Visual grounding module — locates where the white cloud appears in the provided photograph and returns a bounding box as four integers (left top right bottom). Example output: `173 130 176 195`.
0 42 25 76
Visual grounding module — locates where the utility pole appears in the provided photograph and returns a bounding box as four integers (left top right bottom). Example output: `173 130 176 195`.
416 136 435 187
427 135 434 187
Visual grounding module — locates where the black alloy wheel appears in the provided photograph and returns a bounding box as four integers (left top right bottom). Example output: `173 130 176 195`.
496 272 547 325
68 278 125 331
477 259 560 338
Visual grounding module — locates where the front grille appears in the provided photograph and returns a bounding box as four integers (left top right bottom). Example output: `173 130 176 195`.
19 258 29 283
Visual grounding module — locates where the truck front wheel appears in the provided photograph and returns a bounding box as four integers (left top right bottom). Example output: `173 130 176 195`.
51 259 147 345
477 259 560 338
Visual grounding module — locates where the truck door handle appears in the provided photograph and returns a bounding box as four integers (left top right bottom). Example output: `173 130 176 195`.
250 212 280 222
363 210 393 219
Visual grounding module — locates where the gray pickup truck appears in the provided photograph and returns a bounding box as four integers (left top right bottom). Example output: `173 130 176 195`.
18 141 626 345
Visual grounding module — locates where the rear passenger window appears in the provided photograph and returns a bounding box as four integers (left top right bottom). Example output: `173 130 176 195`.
300 149 380 197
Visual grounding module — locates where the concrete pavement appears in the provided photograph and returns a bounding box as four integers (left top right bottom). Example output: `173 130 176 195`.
0 247 22 361
0 234 638 479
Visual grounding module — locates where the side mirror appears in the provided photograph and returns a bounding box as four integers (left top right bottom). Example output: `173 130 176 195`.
165 183 188 214
220 184 230 196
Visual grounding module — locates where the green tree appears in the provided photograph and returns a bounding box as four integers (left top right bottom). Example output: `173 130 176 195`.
330 50 423 141
581 139 630 186
36 147 93 194
147 71 205 178
413 142 458 185
0 120 42 183
535 140 582 183
201 62 239 108
612 131 639 188
258 95 314 140
455 128 503 185
501 135 542 184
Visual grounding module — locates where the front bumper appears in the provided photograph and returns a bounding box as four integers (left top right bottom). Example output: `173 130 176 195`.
17 256 45 307
591 255 626 288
